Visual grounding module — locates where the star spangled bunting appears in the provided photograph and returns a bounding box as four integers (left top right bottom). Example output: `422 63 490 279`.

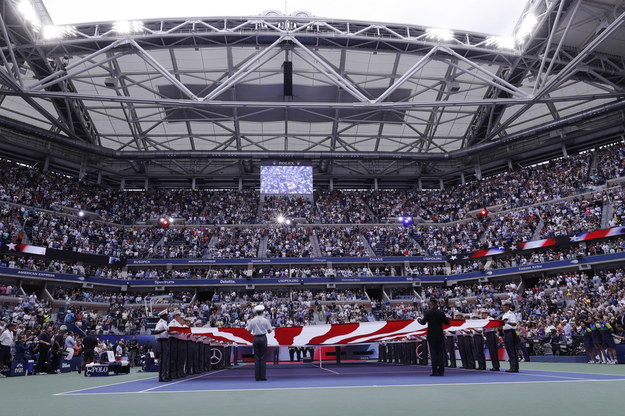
170 319 503 346
570 227 625 243
0 242 46 255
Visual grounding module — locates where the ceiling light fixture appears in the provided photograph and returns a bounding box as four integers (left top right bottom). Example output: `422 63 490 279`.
113 20 144 34
425 28 454 42
42 25 77 40
486 36 516 50
17 0 40 27
515 13 538 43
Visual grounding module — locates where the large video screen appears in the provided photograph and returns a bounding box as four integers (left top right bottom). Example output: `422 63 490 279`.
260 163 313 194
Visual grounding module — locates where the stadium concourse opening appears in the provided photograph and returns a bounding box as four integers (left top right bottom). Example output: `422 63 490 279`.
2 0 625 415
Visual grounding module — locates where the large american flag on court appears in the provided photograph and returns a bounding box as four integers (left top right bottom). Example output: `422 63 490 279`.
170 319 502 346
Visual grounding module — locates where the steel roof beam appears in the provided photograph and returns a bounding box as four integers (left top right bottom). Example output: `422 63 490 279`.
290 37 370 103
12 88 624 108
4 96 623 161
373 47 437 104
202 35 286 101
489 6 625 140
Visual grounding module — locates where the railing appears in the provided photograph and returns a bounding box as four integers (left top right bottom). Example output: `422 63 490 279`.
2 251 624 288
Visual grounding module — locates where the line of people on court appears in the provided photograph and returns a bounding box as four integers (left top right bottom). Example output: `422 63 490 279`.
419 301 521 376
286 346 315 362
154 309 232 382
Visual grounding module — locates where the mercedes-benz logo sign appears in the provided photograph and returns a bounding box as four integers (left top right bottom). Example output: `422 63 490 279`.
415 343 423 359
210 348 223 365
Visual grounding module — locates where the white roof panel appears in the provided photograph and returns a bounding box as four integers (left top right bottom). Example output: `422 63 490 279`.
0 97 54 130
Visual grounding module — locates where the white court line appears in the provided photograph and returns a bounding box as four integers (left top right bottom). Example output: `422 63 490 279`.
53 377 625 396
454 368 587 381
138 369 228 393
510 372 587 381
518 368 625 377
317 366 340 375
53 374 158 396
55 370 226 396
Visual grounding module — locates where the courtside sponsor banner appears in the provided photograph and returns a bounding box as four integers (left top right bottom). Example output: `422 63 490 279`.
127 256 445 266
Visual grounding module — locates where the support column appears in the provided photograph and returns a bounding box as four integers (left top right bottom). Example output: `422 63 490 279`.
508 159 513 171
374 178 379 191
42 156 50 172
79 161 86 181
417 178 422 191
329 178 334 191
475 165 482 181
144 177 149 191
561 143 568 157
238 178 243 191
439 179 444 190
120 178 125 191
460 172 466 185
97 171 102 185
192 178 197 190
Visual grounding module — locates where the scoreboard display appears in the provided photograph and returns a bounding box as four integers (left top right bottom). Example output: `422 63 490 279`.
260 161 313 194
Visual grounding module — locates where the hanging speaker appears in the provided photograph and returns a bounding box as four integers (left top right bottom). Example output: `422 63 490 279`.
283 61 293 96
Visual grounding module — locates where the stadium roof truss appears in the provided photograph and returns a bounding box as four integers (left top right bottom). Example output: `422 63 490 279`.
0 0 625 187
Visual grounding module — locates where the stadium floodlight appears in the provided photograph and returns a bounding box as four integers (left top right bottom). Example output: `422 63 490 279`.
168 217 174 223
285 219 292 226
425 28 454 42
17 0 40 27
113 20 144 34
486 36 516 50
78 210 85 217
276 215 285 224
515 13 538 43
401 217 414 226
42 25 77 40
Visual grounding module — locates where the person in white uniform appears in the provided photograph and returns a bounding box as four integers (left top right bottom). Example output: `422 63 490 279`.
501 300 520 373
246 305 273 381
154 309 171 381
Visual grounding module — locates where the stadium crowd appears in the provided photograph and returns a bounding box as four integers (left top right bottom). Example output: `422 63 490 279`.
0 142 624 263
2 142 625 377
2 258 624 378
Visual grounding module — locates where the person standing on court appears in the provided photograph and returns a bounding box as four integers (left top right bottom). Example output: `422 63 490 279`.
501 300 520 373
0 323 16 377
470 314 486 370
80 330 98 374
153 309 171 382
246 305 273 381
481 309 500 371
168 310 189 378
418 298 450 376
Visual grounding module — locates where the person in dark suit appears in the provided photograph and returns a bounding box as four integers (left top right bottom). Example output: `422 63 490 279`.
418 298 450 376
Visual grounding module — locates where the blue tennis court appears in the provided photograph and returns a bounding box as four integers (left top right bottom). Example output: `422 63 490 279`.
56 363 625 396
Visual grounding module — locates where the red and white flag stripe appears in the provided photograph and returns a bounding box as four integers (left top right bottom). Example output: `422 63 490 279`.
171 319 502 346
517 238 557 250
470 249 506 258
17 244 47 256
